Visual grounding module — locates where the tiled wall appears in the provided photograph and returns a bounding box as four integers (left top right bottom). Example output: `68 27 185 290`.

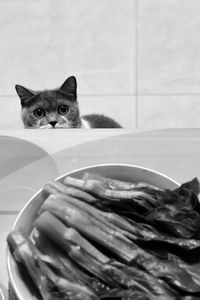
0 0 199 129
137 0 200 129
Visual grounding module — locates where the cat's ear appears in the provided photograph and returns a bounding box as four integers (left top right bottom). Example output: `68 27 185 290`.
60 76 77 96
15 85 35 105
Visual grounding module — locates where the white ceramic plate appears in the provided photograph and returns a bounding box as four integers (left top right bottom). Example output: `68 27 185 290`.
7 163 179 300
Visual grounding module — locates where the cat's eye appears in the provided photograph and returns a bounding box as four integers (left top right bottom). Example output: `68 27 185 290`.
58 105 69 115
33 108 45 118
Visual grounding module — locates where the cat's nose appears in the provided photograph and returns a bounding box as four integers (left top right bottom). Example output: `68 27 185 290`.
49 121 57 128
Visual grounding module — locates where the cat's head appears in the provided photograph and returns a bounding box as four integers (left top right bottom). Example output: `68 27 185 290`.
15 76 81 129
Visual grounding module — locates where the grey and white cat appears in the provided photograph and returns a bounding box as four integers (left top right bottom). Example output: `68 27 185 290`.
15 76 122 129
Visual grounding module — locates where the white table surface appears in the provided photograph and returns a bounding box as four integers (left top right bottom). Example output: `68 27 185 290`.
0 128 200 299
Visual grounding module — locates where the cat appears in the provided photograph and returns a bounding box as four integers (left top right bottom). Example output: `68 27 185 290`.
15 76 122 129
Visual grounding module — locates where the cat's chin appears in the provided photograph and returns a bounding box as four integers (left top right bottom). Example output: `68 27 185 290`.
40 125 53 129
39 124 70 129
55 124 71 129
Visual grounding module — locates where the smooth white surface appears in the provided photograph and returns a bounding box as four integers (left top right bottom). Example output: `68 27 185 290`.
0 232 8 300
0 129 126 154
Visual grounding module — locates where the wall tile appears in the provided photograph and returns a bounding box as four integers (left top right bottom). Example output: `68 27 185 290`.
48 0 135 95
0 0 134 95
79 95 135 128
0 1 51 94
0 95 135 129
138 95 200 129
0 96 23 129
138 0 200 93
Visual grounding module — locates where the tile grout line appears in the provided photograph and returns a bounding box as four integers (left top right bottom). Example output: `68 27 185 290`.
0 94 135 98
1 93 200 98
134 93 200 96
129 0 136 129
134 0 139 129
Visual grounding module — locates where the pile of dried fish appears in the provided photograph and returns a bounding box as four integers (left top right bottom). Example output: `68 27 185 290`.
7 173 200 299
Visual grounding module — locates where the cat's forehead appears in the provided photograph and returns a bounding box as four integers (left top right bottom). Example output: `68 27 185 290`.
40 90 60 101
37 90 69 106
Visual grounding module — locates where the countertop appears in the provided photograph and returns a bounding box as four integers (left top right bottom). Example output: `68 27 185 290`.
0 128 200 299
